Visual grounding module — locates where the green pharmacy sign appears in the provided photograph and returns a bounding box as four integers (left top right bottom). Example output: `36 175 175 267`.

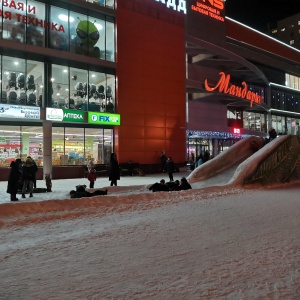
63 109 84 122
88 112 121 125
46 108 84 122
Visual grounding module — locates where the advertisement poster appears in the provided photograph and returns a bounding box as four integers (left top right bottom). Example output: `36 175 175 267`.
0 104 40 119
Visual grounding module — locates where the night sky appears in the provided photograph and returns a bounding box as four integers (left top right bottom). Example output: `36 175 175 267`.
225 0 300 32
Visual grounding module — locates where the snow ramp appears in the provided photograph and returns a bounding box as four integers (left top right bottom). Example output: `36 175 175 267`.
188 135 300 187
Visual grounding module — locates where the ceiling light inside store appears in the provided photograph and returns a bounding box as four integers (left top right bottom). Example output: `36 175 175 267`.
58 14 74 23
95 23 103 30
14 62 19 65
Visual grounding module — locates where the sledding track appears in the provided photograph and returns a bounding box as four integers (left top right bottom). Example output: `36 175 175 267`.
188 135 300 187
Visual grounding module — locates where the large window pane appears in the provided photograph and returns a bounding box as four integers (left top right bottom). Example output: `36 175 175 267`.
49 6 70 51
22 126 43 165
52 127 64 165
69 12 104 59
27 0 45 47
1 0 45 46
0 126 21 166
65 127 85 165
106 20 115 62
85 128 113 164
51 65 70 108
70 67 88 109
1 56 42 106
88 71 106 112
2 56 26 105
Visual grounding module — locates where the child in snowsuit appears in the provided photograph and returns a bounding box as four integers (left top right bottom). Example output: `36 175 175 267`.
87 167 97 188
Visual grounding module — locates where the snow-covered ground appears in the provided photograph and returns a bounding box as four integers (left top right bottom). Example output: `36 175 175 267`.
1 169 300 299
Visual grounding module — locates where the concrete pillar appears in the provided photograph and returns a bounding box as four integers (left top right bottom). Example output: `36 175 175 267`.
43 120 52 179
212 138 219 158
21 133 29 158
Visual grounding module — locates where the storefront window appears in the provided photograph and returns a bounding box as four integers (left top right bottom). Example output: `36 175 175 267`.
0 126 21 166
49 6 70 51
51 65 71 109
106 19 115 62
51 127 113 166
83 0 115 9
69 67 88 109
51 64 115 112
0 125 43 167
1 0 45 46
52 127 65 166
65 127 85 165
1 56 43 106
85 128 112 164
243 112 265 132
87 71 106 112
22 126 43 165
68 11 105 59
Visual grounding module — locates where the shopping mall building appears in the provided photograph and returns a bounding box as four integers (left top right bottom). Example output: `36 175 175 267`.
0 0 300 180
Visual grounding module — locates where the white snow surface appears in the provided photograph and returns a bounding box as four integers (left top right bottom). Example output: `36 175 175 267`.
1 166 300 299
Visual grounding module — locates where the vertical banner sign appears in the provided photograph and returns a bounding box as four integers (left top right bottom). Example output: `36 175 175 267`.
185 0 226 45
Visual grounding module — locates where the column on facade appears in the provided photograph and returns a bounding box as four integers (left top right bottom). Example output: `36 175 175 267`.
212 139 219 158
43 120 52 179
21 133 29 159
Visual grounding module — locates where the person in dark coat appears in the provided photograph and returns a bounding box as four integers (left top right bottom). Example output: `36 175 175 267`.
160 150 167 173
166 180 180 191
269 128 277 141
27 156 38 188
7 159 22 201
69 185 107 198
179 177 192 190
21 158 36 198
149 179 170 192
165 157 175 182
109 152 120 186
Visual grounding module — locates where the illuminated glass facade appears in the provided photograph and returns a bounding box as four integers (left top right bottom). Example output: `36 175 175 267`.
0 0 116 171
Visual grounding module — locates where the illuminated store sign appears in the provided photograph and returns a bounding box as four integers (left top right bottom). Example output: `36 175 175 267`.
233 128 240 134
190 0 225 22
204 72 262 107
46 108 84 122
88 112 120 126
154 0 187 14
0 104 40 119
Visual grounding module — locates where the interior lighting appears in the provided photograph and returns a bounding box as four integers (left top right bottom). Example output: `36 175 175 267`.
58 14 74 23
95 23 103 31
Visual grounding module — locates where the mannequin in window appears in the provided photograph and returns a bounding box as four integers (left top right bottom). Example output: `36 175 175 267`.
106 99 114 113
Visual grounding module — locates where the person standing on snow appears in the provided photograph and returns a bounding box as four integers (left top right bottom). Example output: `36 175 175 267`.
108 152 120 186
166 157 175 182
7 158 22 201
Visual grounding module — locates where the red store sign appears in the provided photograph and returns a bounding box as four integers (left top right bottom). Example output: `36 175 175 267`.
204 72 263 107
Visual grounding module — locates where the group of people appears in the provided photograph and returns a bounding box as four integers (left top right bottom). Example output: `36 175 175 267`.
149 177 192 192
7 156 38 201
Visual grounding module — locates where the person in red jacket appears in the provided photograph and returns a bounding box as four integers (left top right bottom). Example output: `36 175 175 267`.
87 167 97 188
